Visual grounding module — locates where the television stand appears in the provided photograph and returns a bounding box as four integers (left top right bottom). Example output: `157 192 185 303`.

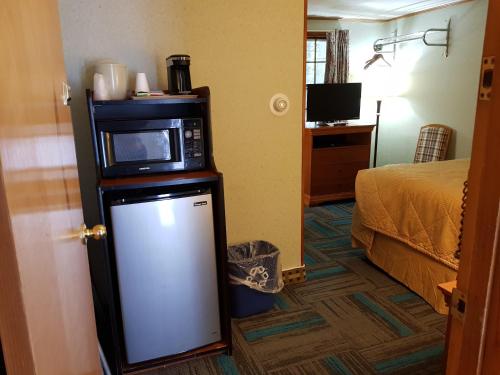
304 124 375 206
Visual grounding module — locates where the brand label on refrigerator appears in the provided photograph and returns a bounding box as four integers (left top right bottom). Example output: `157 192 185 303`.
194 201 208 207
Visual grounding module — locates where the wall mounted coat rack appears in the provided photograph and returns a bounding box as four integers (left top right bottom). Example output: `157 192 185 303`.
373 19 451 57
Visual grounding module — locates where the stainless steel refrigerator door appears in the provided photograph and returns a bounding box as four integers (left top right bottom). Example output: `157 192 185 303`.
110 193 221 364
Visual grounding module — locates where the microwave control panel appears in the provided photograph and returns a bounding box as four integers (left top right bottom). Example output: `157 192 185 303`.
183 119 205 170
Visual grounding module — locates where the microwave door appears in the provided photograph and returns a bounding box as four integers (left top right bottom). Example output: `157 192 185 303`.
110 131 172 164
96 118 205 177
100 129 186 176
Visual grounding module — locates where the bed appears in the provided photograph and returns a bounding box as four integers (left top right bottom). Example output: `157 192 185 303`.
351 159 469 314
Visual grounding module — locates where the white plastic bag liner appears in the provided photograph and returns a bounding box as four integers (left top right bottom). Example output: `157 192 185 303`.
227 240 284 293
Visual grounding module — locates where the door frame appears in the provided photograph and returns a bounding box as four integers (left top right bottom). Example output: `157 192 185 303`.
301 0 308 265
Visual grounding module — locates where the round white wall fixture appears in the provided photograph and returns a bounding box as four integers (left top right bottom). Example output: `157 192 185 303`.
270 93 290 116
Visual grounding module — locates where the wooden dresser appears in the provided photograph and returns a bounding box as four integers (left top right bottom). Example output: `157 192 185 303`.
304 124 375 206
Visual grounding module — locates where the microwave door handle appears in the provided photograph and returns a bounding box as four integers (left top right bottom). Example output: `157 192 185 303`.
101 132 115 167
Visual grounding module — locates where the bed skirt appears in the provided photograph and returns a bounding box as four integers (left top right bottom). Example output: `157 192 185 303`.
352 233 456 314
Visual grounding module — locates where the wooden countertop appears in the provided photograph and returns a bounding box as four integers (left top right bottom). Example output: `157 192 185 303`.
99 170 220 191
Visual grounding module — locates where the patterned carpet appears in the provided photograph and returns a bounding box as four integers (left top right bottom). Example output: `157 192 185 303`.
152 202 446 375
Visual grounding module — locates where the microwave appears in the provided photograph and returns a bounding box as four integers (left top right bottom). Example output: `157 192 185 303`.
95 118 205 177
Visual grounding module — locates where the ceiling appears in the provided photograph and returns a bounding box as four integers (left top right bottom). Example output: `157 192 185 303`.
308 0 466 20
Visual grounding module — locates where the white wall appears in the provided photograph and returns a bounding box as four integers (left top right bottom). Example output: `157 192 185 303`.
59 0 305 269
383 0 488 164
308 0 488 165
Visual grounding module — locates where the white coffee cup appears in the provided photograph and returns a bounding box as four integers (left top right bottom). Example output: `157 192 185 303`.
135 72 150 94
93 73 109 100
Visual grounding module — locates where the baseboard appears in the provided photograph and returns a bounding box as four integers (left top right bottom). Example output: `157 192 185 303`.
282 265 306 284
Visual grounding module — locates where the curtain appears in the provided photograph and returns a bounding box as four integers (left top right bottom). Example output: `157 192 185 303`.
324 29 349 84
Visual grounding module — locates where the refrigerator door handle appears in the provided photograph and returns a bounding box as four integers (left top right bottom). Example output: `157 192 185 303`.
111 188 209 206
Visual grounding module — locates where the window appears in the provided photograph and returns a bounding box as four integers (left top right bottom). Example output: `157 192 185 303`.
306 33 327 84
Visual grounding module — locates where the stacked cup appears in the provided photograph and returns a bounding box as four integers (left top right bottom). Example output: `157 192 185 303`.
135 73 150 95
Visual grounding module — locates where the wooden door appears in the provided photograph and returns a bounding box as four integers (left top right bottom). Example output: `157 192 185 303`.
446 1 500 374
0 0 101 374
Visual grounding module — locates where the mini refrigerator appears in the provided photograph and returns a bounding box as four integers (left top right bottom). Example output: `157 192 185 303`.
109 189 221 364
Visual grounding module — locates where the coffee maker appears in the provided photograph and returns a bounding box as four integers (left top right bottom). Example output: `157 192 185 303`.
166 55 192 94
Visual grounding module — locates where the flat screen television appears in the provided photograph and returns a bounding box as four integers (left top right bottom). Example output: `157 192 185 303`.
306 83 362 123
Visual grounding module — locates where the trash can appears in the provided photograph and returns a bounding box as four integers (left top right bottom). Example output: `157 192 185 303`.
227 240 284 318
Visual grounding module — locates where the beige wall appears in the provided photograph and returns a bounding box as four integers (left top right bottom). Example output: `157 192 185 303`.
308 0 488 165
59 0 304 269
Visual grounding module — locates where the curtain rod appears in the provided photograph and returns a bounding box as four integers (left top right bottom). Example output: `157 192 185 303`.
373 19 451 57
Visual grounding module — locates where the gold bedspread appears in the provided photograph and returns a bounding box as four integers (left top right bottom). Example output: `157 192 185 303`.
353 159 470 270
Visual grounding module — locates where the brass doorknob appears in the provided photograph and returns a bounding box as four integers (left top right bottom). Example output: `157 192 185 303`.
80 224 107 244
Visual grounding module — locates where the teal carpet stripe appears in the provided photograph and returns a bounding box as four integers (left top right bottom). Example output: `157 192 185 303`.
307 220 335 237
329 249 365 258
325 356 353 375
304 253 316 265
325 205 351 217
311 238 352 250
243 316 325 342
374 344 444 373
390 292 418 303
353 293 414 337
330 219 352 225
216 355 240 375
274 294 289 310
331 238 352 247
307 265 347 281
